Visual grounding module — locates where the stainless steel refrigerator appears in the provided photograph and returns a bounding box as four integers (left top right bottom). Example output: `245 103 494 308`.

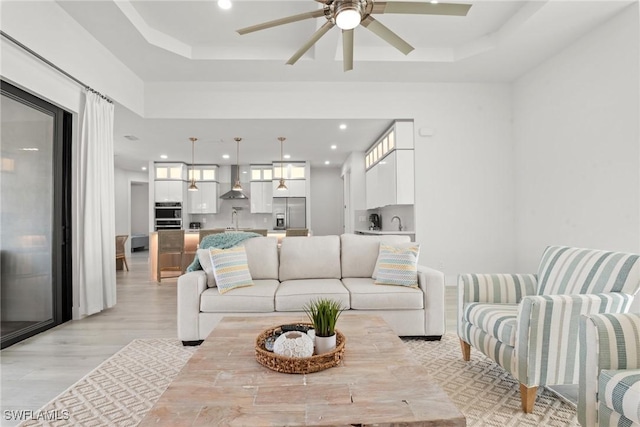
273 197 306 230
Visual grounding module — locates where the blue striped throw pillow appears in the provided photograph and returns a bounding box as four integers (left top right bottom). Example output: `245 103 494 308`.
209 246 254 294
373 244 420 287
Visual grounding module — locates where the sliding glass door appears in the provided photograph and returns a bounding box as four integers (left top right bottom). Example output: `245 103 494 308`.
1 81 72 349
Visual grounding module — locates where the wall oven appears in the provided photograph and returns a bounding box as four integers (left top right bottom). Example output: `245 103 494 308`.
155 202 182 230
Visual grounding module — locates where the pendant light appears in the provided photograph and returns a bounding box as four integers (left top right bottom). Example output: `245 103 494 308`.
276 137 288 191
188 137 198 191
232 137 243 191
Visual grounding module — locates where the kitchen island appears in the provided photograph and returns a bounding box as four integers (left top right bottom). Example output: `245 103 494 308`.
149 229 289 281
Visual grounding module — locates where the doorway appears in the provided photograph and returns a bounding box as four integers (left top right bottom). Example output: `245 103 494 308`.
0 81 72 348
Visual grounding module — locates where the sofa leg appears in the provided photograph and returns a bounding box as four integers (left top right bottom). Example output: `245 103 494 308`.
519 384 537 413
460 338 471 361
182 340 203 346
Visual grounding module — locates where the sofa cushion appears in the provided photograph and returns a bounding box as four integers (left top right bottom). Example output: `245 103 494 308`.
279 236 341 281
209 246 254 294
200 279 279 312
340 234 411 278
275 279 350 312
537 246 640 296
342 278 423 310
197 248 217 287
241 236 279 280
373 243 420 286
599 369 640 424
463 302 518 346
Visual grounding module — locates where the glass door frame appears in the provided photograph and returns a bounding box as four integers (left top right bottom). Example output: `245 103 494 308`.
1 80 72 349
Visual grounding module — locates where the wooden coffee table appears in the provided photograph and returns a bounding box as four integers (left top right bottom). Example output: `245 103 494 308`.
140 314 465 426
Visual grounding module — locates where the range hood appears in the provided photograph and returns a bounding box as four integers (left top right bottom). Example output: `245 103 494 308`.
219 165 248 199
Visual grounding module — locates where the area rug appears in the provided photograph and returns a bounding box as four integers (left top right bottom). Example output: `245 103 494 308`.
20 334 579 426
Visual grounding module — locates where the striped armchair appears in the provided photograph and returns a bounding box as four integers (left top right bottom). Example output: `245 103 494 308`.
579 313 640 427
458 246 640 413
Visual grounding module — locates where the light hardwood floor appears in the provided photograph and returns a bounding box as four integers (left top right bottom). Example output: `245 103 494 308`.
0 252 458 426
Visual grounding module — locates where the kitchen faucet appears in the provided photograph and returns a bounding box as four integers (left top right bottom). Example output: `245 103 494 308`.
231 208 239 230
391 216 404 231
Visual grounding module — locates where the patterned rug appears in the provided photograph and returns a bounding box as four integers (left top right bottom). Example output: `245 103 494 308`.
20 334 579 426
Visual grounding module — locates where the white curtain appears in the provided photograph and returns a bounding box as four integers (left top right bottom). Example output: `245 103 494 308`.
77 90 116 317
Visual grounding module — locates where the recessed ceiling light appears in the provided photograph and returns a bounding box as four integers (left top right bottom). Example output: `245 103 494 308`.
242 170 247 174
222 154 230 159
19 147 39 151
283 154 291 159
217 0 232 9
339 124 347 130
330 145 337 150
324 161 330 165
142 166 147 171
430 0 439 3
160 154 168 159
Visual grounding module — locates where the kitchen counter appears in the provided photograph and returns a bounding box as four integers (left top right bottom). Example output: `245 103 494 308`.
355 229 416 241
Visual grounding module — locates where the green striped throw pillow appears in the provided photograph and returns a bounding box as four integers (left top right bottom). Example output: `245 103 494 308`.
373 244 420 287
209 246 254 294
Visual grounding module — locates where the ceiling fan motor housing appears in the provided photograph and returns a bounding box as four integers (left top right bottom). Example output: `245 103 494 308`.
328 0 372 28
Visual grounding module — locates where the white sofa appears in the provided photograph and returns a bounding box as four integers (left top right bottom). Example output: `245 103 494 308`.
177 233 446 344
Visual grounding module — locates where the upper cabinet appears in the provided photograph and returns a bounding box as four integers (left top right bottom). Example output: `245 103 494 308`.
273 162 306 180
250 165 273 182
155 181 184 202
272 179 306 198
188 181 219 214
250 181 273 213
365 121 415 209
155 163 186 181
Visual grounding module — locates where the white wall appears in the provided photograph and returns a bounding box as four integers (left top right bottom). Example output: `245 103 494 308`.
310 167 344 236
513 3 640 272
341 152 367 233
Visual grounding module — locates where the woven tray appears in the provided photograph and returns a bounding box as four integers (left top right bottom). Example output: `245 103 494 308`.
255 324 346 374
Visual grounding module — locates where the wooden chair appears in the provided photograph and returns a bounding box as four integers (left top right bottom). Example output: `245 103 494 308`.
249 229 268 236
157 230 185 282
198 228 225 244
285 228 308 237
115 234 129 271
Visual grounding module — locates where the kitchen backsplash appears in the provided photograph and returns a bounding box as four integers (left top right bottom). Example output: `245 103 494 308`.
189 198 273 230
367 205 414 231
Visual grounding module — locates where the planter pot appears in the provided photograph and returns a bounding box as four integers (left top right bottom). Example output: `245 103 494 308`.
315 334 336 355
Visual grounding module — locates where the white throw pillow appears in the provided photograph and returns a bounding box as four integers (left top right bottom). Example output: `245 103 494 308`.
197 248 216 287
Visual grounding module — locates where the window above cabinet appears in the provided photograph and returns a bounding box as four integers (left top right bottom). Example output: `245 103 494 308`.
187 165 218 182
155 163 186 180
250 165 273 181
365 121 411 171
273 161 306 180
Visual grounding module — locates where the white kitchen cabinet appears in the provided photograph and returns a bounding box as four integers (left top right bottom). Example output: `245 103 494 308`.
365 150 414 208
250 181 273 213
272 179 306 198
155 163 185 180
155 180 184 202
187 181 218 214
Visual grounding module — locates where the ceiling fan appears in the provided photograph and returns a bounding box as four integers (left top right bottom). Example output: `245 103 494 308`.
237 0 472 72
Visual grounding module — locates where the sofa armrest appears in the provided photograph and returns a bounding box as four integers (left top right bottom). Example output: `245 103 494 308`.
578 312 640 427
417 265 445 336
177 271 208 342
516 292 634 387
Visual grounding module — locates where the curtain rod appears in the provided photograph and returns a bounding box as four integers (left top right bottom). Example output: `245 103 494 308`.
1 30 113 104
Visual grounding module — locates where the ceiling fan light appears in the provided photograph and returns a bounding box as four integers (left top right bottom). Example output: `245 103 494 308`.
336 8 361 30
217 0 232 10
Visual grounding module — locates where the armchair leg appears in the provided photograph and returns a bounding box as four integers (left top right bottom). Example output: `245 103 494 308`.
519 384 537 413
459 338 471 361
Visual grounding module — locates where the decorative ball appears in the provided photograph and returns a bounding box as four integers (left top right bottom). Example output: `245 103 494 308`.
273 331 314 358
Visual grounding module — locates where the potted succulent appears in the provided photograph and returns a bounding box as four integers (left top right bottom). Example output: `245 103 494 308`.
303 298 344 355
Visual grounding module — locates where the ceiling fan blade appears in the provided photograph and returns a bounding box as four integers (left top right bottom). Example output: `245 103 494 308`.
372 2 471 16
343 29 354 72
286 21 335 65
361 16 414 55
237 9 326 35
